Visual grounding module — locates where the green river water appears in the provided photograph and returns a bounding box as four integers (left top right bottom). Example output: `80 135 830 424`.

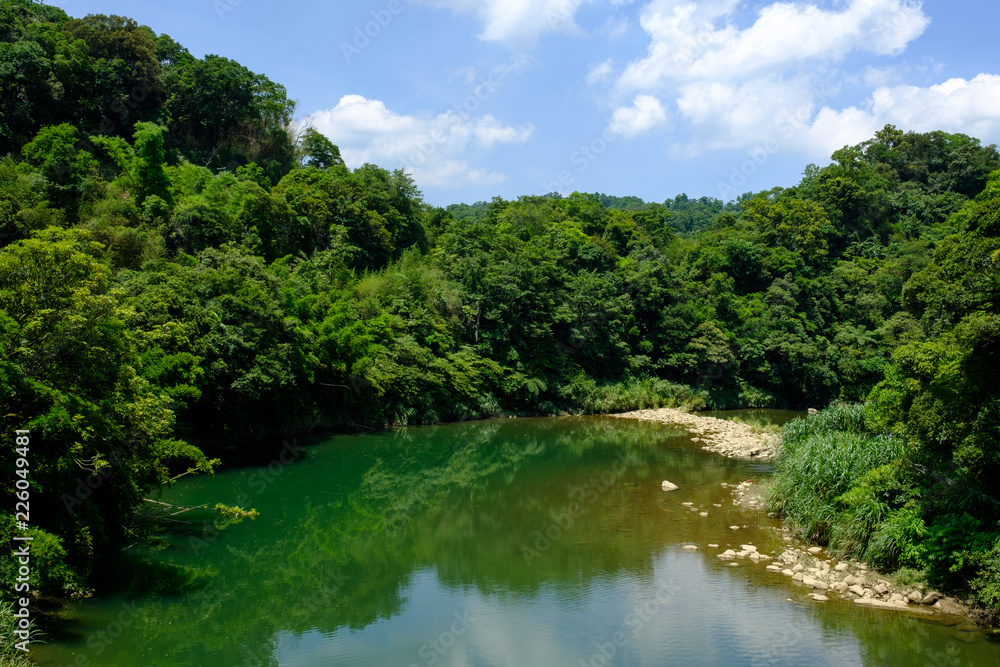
34 413 1000 666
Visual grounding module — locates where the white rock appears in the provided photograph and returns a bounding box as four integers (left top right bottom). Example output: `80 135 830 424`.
809 594 829 602
767 565 783 572
792 564 804 573
699 512 709 517
661 481 679 491
681 502 694 507
792 573 804 582
835 563 849 572
782 569 794 576
729 526 740 531
808 547 823 555
740 545 758 553
683 545 699 551
708 544 719 548
848 585 865 596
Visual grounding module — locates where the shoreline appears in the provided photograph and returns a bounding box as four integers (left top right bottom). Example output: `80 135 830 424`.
610 407 981 628
609 407 779 460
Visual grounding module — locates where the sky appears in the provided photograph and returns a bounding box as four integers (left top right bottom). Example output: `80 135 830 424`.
46 0 1000 207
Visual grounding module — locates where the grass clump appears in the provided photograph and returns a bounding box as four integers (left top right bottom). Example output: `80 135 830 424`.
767 402 1000 623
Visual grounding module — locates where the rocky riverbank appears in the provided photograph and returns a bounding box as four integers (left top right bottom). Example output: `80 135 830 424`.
610 407 779 460
615 408 979 626
722 481 972 620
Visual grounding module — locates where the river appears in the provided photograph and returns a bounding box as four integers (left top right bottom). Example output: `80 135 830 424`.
34 414 1000 666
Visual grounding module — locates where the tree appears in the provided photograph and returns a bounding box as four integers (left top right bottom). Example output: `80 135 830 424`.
297 127 343 170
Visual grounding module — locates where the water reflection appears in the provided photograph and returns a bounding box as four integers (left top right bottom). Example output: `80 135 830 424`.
35 416 1000 666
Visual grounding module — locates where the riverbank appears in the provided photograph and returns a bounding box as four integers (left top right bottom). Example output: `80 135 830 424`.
611 408 983 627
609 407 779 460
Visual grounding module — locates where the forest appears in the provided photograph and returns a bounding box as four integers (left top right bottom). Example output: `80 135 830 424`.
0 0 998 651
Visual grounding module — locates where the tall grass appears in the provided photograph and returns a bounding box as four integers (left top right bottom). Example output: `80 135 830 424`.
0 603 40 666
767 403 909 563
556 376 707 414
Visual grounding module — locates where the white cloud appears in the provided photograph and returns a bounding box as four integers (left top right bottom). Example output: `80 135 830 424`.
596 0 979 157
414 0 591 45
306 95 535 187
802 74 1000 156
620 0 929 90
608 94 670 137
587 59 615 85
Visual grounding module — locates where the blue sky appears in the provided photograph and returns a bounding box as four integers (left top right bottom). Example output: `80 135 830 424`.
48 0 1000 207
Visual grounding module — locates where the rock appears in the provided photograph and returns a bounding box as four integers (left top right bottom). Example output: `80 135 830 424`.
801 576 820 588
848 585 866 596
718 550 736 560
767 565 783 573
792 564 804 573
933 598 965 615
729 526 740 531
683 545 699 551
835 563 849 572
853 576 867 587
782 569 794 576
922 592 944 605
740 545 758 553
681 502 694 507
728 562 739 567
833 582 850 594
699 512 709 517
854 599 933 614
661 481 679 491
708 544 719 548
889 593 904 604
807 547 823 555
809 594 829 602
808 408 818 415
792 573 804 582
907 590 924 604
843 575 856 586
874 583 889 596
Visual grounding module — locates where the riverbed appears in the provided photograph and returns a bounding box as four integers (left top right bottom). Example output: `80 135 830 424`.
34 415 1000 666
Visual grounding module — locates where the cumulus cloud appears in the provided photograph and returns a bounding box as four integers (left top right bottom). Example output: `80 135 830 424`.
306 94 535 187
594 0 1000 159
802 74 1000 155
414 0 591 45
619 0 929 90
608 94 670 137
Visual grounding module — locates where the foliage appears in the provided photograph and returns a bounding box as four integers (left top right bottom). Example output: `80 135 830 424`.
2 1 1000 617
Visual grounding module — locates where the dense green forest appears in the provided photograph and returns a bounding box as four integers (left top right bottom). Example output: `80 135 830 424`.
0 0 998 644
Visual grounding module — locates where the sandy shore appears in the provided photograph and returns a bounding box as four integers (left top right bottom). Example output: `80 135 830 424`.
609 408 779 461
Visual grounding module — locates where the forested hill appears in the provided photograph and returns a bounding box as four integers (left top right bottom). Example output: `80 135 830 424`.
1 0 999 623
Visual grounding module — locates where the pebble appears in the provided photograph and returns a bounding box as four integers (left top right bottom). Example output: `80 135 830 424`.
699 512 709 517
729 526 740 531
683 545 699 551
